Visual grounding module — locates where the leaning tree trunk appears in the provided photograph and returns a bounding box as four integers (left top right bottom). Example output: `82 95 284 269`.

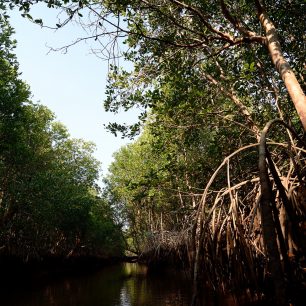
256 0 306 131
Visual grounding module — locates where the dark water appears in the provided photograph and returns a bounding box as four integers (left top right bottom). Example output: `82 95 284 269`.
2 263 194 306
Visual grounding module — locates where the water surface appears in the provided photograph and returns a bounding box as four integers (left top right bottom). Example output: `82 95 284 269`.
2 263 193 306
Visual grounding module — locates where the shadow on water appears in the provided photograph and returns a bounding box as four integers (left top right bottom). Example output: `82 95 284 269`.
1 263 193 306
1 262 267 306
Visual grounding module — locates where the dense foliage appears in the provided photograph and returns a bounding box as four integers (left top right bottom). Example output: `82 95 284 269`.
0 11 123 261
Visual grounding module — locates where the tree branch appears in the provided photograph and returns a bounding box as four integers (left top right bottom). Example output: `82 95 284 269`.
220 0 265 44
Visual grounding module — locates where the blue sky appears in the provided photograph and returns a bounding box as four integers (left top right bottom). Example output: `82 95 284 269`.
9 6 139 184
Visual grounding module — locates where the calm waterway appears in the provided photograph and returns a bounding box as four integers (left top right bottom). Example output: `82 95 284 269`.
2 263 194 306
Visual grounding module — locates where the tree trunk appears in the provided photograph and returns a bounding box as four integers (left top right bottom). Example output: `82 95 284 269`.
256 1 306 131
259 120 288 306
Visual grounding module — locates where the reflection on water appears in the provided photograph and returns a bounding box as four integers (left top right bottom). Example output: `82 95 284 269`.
2 263 192 306
117 263 191 306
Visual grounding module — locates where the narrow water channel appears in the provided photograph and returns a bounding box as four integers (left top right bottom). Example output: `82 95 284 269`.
2 263 194 306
